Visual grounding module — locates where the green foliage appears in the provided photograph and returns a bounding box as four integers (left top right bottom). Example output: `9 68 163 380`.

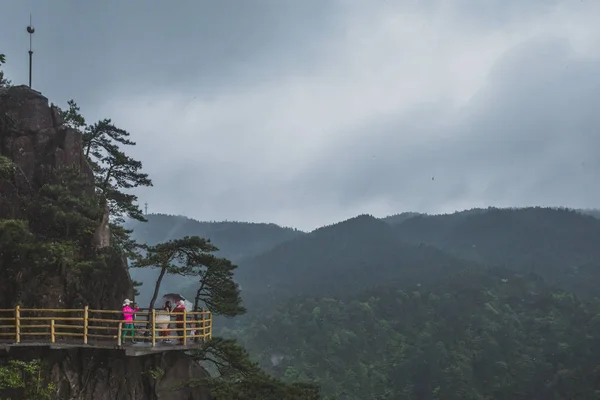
126 214 304 263
0 219 73 272
392 206 600 299
234 214 477 310
127 214 305 304
0 163 113 306
145 367 164 380
189 337 323 400
129 206 600 399
0 155 15 180
0 359 56 400
109 222 139 258
226 269 600 399
60 100 152 224
59 100 152 254
32 166 103 244
133 236 245 316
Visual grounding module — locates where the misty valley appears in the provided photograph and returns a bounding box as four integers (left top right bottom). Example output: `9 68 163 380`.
128 207 600 400
2 1 600 397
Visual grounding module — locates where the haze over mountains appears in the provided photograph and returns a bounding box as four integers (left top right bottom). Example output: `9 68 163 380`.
126 206 600 398
128 207 600 307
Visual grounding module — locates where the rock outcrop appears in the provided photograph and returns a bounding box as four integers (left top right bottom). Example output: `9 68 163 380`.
0 85 132 310
0 346 212 400
0 86 94 216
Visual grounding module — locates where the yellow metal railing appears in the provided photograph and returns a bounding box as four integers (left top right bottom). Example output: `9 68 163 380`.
0 306 212 347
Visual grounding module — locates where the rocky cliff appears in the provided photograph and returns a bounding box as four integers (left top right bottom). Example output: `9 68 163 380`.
0 86 213 400
0 346 211 400
0 85 131 310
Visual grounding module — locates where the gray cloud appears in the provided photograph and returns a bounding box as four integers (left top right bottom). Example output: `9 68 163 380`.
2 0 342 105
2 0 600 231
298 36 600 215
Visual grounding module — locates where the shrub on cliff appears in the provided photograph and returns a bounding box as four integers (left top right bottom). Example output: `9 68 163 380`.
0 359 55 400
189 337 326 400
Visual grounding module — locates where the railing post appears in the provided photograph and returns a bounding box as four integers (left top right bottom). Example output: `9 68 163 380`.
117 322 123 347
151 309 156 347
208 311 212 340
83 306 89 344
182 308 187 346
50 319 55 343
14 305 20 344
197 308 204 344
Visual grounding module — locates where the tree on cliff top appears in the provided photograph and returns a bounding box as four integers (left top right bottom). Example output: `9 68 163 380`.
132 235 245 317
61 100 152 224
60 100 152 254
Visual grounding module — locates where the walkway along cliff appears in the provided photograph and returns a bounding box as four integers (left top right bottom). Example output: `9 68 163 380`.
0 86 212 400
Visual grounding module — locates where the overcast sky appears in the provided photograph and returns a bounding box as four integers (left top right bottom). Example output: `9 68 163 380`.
2 0 600 231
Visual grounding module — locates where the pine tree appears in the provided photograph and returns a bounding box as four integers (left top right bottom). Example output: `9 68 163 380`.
61 102 152 222
60 101 152 252
132 236 245 317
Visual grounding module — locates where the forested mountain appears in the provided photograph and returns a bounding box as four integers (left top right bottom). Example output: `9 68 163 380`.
127 213 304 261
234 215 479 305
390 207 600 298
226 268 600 400
382 207 600 227
127 207 600 399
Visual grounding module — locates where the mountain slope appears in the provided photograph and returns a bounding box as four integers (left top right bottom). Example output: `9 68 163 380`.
235 214 479 305
127 213 305 262
227 267 600 400
127 214 305 305
392 206 600 298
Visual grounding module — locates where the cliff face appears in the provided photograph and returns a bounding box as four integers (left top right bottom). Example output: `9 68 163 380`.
0 85 132 310
0 85 94 214
0 347 211 400
0 86 213 399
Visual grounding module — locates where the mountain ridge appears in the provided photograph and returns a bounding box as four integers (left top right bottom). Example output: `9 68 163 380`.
128 206 600 307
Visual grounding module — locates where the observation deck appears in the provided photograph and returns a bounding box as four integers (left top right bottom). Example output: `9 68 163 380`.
0 306 212 357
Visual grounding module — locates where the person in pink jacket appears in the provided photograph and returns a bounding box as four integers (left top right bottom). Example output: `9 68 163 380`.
121 299 139 344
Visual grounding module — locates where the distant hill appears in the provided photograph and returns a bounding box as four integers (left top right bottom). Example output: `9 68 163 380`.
380 211 423 225
128 207 600 307
234 214 479 308
580 208 600 219
382 207 600 226
391 207 600 298
126 213 305 305
127 213 304 261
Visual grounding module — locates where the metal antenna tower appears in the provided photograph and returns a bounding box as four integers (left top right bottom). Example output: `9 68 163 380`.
27 14 35 88
144 202 148 215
